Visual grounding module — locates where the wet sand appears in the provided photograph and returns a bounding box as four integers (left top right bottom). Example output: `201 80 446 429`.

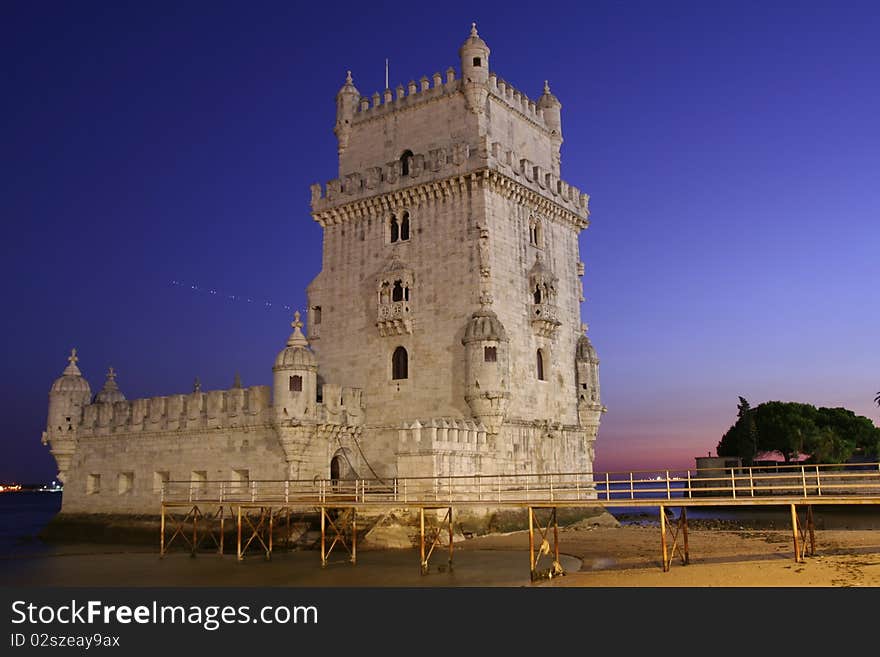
3 524 880 587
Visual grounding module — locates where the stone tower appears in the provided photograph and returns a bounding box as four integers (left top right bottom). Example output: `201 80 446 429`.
42 349 91 483
307 25 604 477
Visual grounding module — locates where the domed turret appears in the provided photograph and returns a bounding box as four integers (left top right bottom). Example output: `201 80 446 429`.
461 307 509 433
273 311 318 421
462 307 508 344
575 332 604 428
45 348 92 482
459 23 490 113
576 334 598 363
334 70 360 156
94 366 125 404
537 80 563 175
51 348 91 397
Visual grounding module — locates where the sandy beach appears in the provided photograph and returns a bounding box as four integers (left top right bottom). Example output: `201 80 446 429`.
4 520 880 588
459 524 880 587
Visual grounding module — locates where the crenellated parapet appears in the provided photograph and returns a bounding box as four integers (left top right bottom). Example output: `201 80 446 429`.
310 140 589 228
77 385 274 436
310 141 474 213
485 141 589 221
397 418 491 453
316 384 365 426
350 67 460 124
486 73 554 131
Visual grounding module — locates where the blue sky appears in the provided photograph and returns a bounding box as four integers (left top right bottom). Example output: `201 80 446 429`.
2 0 878 482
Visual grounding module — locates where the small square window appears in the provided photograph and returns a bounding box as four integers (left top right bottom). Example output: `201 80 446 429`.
118 472 134 495
473 57 481 67
191 470 207 494
290 375 302 392
87 474 101 495
232 469 250 495
484 346 497 362
153 471 170 493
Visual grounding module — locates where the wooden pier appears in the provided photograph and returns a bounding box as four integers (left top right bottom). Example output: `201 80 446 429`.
159 462 880 580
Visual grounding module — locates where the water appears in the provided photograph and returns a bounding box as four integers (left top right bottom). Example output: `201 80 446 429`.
0 491 62 557
2 490 877 587
0 493 578 587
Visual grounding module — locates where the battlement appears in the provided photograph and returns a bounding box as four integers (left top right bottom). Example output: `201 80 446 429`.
310 140 476 212
310 139 589 223
485 141 589 218
350 67 553 131
76 385 274 436
314 384 365 426
353 67 461 122
486 73 552 130
397 418 490 453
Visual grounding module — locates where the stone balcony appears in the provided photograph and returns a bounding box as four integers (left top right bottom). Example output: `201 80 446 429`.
530 303 561 337
377 300 412 336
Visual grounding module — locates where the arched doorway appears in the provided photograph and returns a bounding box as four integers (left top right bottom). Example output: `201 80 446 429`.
329 448 356 492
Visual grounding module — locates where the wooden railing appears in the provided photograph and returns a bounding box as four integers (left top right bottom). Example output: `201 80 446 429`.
161 462 880 507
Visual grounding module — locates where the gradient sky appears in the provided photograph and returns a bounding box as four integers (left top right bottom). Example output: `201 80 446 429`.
2 1 878 483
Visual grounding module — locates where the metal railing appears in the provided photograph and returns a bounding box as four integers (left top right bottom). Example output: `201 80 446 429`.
161 462 880 507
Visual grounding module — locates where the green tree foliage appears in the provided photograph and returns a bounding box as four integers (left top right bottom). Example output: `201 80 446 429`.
716 397 759 465
717 399 880 464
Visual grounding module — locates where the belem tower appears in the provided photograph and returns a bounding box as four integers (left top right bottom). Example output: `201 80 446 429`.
41 25 605 517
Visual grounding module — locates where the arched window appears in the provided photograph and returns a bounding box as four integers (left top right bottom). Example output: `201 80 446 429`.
529 218 543 247
484 346 497 362
392 346 408 380
533 286 542 304
400 150 413 176
392 280 404 302
289 375 302 392
390 215 399 243
536 349 545 381
400 211 410 241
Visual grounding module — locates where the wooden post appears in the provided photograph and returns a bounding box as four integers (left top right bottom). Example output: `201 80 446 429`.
681 507 690 565
351 509 357 565
553 508 560 569
420 507 426 575
267 508 273 561
219 506 225 556
528 507 536 580
160 504 166 558
448 507 454 570
191 506 198 558
320 507 327 568
807 505 815 556
790 503 802 563
660 504 669 571
236 505 243 562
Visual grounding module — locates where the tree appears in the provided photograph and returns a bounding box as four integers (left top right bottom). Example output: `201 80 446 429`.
717 399 880 464
753 401 818 462
717 397 758 465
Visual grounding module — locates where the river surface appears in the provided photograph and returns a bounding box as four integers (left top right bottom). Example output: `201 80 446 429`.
3 491 878 587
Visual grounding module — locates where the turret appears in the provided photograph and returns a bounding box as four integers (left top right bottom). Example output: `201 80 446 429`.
459 23 490 114
43 348 92 482
334 70 360 159
576 332 605 428
273 311 318 421
461 307 510 434
94 366 125 404
537 80 563 176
